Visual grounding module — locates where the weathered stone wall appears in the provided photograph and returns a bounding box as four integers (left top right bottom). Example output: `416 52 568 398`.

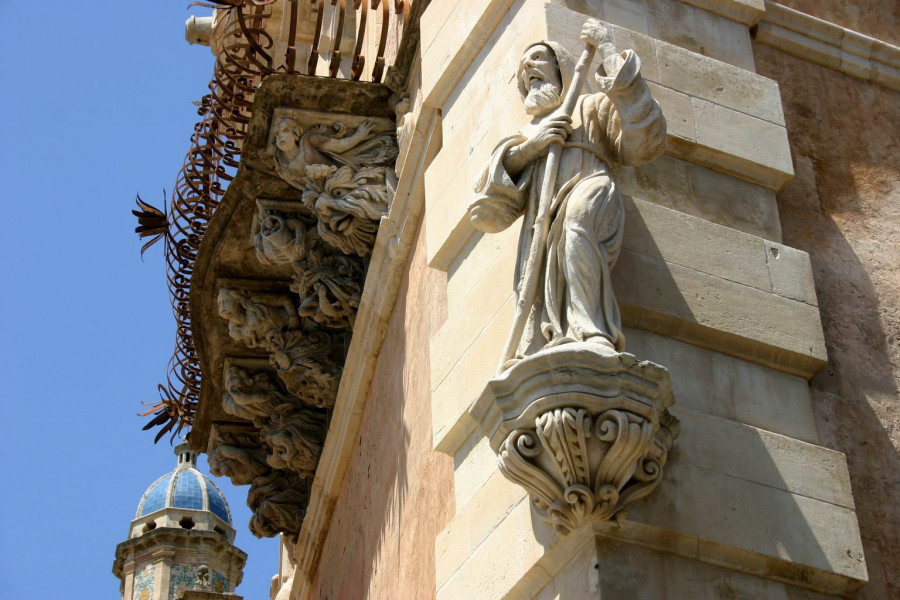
753 42 900 599
772 0 898 45
310 223 455 599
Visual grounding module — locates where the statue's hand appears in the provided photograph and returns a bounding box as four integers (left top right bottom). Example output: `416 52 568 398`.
354 120 375 139
580 19 613 50
520 115 573 161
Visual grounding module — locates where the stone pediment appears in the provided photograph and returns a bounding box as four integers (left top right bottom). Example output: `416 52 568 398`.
189 74 396 540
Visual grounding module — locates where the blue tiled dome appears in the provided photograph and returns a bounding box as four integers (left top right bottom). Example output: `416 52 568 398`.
136 443 232 525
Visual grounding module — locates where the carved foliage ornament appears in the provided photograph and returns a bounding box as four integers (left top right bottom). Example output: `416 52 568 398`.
500 406 675 534
471 345 679 535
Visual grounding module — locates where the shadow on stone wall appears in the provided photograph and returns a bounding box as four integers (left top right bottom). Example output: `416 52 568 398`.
754 42 900 598
312 218 455 599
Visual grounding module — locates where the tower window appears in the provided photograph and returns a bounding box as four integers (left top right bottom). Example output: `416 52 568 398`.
142 521 157 534
179 516 195 529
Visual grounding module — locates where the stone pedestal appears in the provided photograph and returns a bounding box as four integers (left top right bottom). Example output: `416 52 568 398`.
470 344 679 534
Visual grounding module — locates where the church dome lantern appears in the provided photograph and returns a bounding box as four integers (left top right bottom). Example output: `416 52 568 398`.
134 442 233 533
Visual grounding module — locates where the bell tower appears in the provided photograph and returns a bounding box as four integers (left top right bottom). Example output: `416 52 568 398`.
113 442 247 599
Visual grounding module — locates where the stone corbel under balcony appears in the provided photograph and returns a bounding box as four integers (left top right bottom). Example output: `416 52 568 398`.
188 74 397 542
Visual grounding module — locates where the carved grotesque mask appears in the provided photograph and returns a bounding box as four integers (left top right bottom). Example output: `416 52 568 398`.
313 166 389 256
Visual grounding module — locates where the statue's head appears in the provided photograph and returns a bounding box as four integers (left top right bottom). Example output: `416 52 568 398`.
217 289 245 324
517 42 577 117
273 118 303 153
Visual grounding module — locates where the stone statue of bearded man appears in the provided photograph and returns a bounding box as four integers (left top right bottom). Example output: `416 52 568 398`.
468 20 666 365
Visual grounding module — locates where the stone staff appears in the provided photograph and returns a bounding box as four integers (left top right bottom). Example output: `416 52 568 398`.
497 34 597 372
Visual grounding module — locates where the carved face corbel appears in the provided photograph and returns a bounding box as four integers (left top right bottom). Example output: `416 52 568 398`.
221 365 294 425
260 403 327 474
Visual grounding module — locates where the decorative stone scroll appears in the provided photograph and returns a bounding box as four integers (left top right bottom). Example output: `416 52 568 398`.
466 20 678 534
470 344 679 534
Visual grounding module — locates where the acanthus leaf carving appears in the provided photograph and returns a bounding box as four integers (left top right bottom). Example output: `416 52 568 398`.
499 406 672 534
471 344 679 535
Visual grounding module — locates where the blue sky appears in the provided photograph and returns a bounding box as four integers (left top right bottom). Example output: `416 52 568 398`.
0 2 279 597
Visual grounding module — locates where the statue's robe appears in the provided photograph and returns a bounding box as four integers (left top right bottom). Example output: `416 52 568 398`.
469 49 666 359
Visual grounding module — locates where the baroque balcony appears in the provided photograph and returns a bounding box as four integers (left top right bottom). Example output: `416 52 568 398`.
138 0 425 549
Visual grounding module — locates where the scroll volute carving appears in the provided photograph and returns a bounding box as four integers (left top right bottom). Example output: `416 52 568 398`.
471 345 679 535
500 405 678 534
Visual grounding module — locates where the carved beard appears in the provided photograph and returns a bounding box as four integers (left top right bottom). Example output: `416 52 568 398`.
524 81 562 116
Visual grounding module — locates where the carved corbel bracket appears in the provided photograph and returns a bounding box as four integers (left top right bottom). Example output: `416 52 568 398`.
208 422 271 486
216 287 347 407
253 199 366 330
469 343 680 535
190 77 398 544
208 418 318 542
269 108 398 260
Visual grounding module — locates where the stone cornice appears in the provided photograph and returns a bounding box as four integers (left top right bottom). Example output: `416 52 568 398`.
677 0 765 26
755 1 900 91
112 528 247 579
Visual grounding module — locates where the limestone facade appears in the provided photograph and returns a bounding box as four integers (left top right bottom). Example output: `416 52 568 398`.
160 0 899 598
